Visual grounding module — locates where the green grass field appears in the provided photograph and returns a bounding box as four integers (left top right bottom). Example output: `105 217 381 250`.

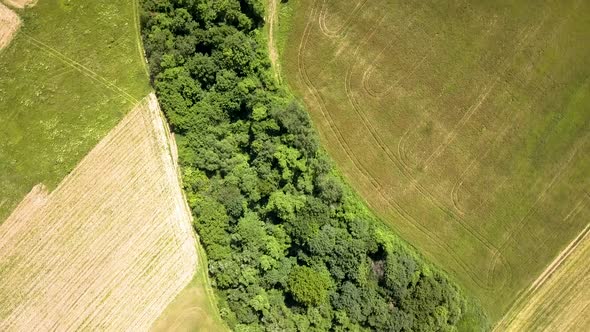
0 0 150 221
280 0 590 321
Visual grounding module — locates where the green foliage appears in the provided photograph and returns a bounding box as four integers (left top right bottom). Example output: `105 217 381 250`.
140 0 482 330
288 266 332 306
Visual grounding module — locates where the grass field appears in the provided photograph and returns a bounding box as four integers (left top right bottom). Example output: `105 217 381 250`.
0 0 150 221
0 94 198 330
280 0 590 321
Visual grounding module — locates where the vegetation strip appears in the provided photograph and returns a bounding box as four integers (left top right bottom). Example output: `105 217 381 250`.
494 221 590 331
498 221 590 331
140 0 484 330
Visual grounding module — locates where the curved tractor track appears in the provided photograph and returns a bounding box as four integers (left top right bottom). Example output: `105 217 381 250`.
283 0 590 320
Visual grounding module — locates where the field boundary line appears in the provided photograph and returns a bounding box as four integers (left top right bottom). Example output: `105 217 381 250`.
266 0 281 83
494 216 590 331
132 0 150 79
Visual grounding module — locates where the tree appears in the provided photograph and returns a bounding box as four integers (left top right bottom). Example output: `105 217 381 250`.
139 0 479 329
288 266 332 306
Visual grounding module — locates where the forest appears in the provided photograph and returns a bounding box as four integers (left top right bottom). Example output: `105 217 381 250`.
140 0 483 330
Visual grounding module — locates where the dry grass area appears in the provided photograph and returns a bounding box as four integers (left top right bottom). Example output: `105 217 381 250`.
281 0 590 319
0 93 198 331
0 3 20 50
496 223 590 331
2 0 37 9
266 0 281 82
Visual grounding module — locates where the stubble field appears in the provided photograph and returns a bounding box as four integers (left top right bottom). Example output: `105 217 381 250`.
0 94 198 330
281 0 590 321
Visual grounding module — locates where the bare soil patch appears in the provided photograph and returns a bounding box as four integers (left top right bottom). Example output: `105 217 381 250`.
0 3 20 50
267 0 281 82
0 93 198 330
2 0 37 9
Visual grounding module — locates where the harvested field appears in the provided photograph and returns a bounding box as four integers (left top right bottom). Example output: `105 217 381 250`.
280 0 590 321
496 223 590 331
0 3 20 50
2 0 36 9
0 94 198 330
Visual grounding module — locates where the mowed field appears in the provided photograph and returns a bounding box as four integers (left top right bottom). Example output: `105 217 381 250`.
0 0 150 221
281 0 590 320
0 94 198 330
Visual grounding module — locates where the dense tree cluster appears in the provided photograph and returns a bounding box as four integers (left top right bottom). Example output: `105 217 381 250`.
140 0 474 330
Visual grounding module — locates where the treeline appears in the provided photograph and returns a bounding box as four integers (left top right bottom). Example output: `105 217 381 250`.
140 0 480 330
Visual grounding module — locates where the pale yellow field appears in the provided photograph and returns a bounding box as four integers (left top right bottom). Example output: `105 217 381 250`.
2 0 36 9
0 3 20 50
496 223 590 332
0 93 198 331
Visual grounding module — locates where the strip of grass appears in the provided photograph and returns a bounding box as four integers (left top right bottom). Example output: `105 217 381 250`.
0 0 150 221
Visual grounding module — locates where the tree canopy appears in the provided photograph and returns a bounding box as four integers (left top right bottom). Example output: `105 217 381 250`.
140 0 483 330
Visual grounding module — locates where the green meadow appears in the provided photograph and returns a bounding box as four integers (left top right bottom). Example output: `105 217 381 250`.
0 0 150 221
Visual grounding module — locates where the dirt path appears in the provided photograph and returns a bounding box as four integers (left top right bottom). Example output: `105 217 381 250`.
267 0 281 82
0 3 21 50
2 0 37 9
